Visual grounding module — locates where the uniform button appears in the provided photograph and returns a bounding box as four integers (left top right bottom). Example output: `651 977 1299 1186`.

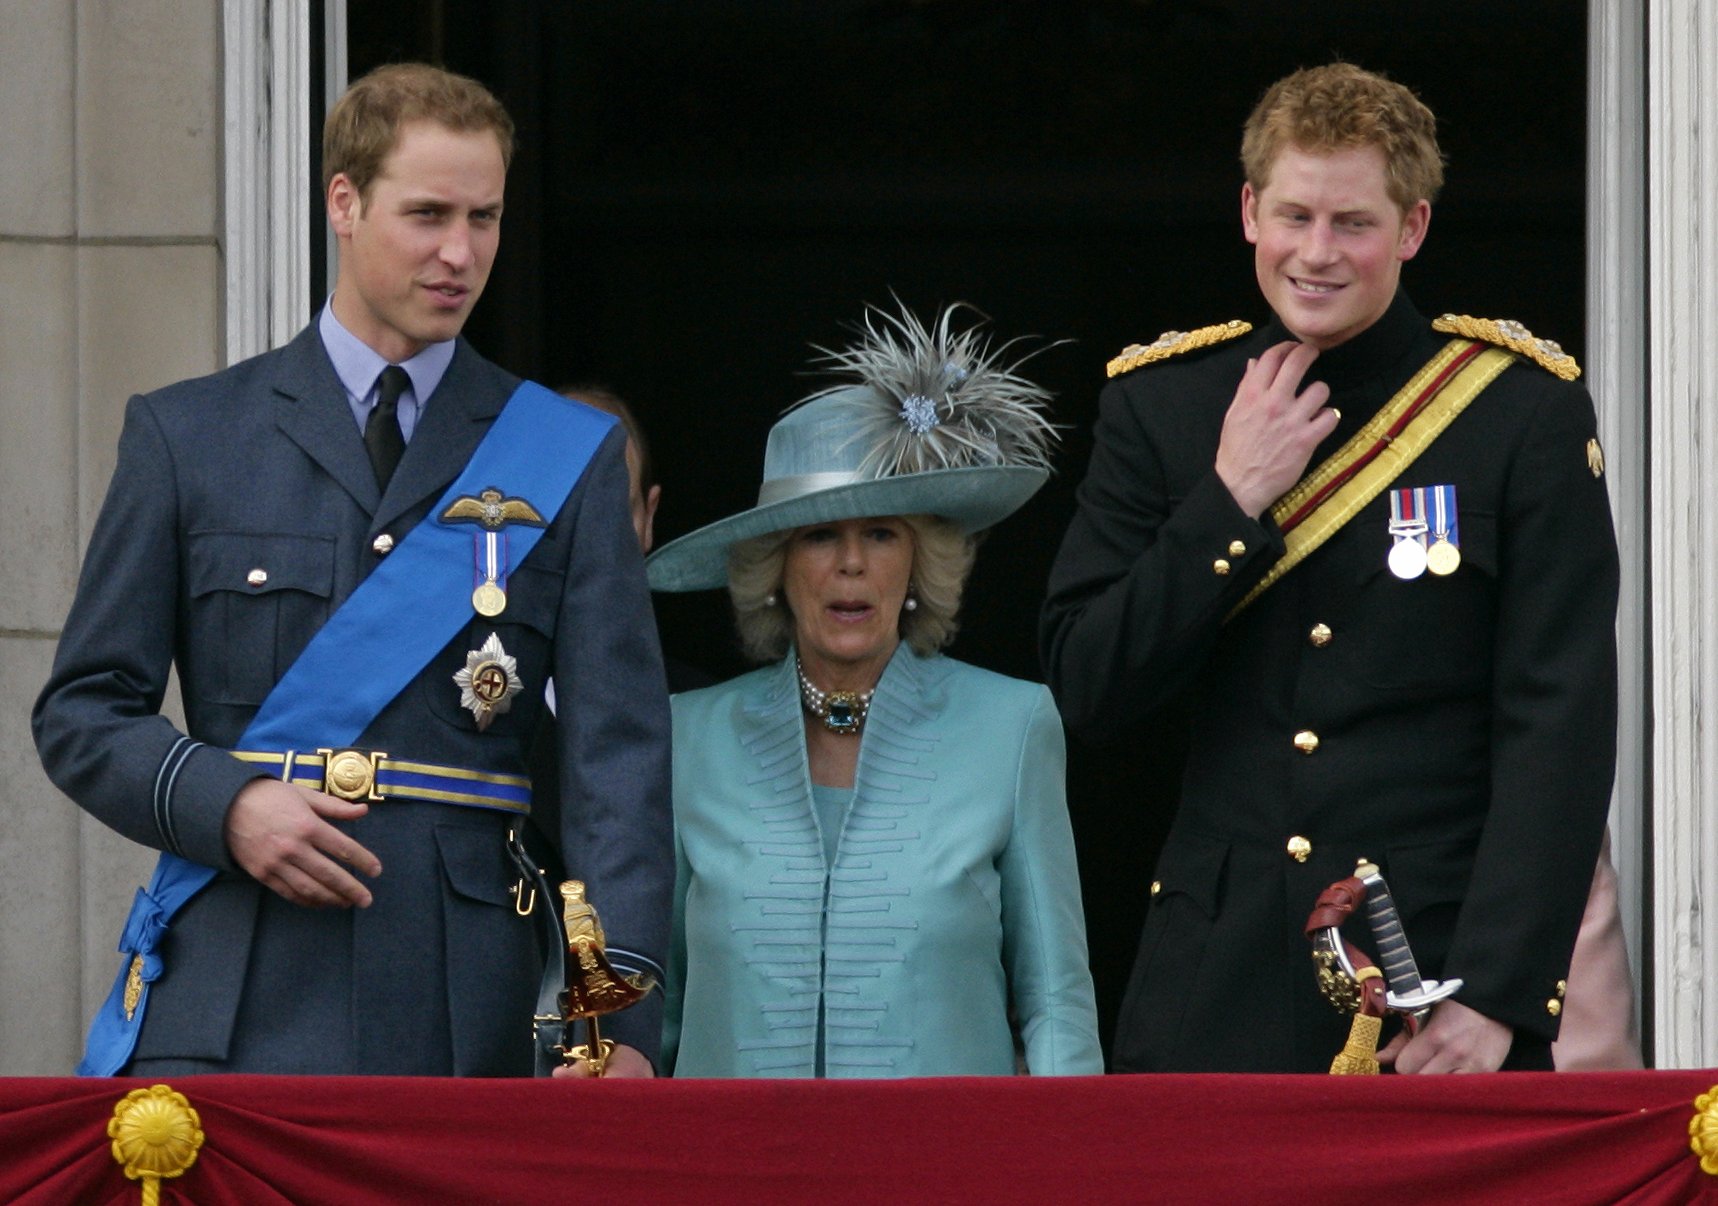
246 568 268 588
1556 980 1567 998
1212 558 1231 576
372 533 395 555
1293 729 1319 754
1150 880 1162 898
1286 835 1312 863
1228 540 1247 557
1547 999 1562 1017
1309 623 1333 648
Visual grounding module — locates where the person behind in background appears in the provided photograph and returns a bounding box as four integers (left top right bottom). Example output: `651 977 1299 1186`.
648 304 1103 1077
563 385 662 556
1040 63 1621 1073
559 383 715 695
33 63 670 1078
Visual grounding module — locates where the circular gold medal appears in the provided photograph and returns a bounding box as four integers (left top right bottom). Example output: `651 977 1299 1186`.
1387 538 1427 580
1426 539 1462 576
472 581 507 617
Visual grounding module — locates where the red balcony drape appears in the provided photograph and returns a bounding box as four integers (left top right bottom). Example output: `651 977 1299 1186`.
4 1070 1717 1204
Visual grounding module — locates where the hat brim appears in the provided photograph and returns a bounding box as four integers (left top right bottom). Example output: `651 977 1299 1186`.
645 464 1049 592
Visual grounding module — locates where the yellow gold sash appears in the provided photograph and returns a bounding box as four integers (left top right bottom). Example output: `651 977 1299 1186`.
1228 339 1515 619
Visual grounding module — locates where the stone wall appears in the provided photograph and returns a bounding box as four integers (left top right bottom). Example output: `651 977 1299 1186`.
0 0 221 1074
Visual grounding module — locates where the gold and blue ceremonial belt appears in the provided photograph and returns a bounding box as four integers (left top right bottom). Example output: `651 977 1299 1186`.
231 748 532 814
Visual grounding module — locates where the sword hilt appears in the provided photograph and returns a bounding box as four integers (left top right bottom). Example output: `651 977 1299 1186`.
1354 859 1462 1024
1355 861 1422 996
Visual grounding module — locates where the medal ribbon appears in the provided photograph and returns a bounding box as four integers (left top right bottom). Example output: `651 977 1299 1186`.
78 382 617 1076
1389 486 1429 543
1227 340 1513 619
476 530 509 597
1431 483 1459 545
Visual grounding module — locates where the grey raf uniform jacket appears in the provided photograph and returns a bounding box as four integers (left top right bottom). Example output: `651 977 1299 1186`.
33 325 673 1075
1040 293 1619 1073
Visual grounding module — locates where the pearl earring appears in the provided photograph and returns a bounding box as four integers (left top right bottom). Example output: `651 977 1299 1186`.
765 593 778 607
903 593 918 612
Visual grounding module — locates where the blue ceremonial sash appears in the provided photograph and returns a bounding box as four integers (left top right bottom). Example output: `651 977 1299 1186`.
78 381 616 1076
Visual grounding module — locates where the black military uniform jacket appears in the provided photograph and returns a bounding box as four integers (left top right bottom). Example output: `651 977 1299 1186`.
1041 292 1618 1072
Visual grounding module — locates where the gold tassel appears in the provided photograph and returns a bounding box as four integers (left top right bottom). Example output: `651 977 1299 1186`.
1329 1012 1384 1075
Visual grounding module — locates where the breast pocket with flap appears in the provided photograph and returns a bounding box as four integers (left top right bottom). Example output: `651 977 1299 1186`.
185 530 336 705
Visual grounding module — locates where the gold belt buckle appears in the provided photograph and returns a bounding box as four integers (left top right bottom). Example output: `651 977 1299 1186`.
316 747 387 802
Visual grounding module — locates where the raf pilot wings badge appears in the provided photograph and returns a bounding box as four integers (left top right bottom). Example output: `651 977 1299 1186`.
441 486 547 617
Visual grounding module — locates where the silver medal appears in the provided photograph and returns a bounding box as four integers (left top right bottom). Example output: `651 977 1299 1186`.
1388 537 1428 580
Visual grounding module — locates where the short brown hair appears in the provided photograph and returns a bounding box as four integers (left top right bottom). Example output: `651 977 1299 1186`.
1241 62 1444 212
322 63 515 200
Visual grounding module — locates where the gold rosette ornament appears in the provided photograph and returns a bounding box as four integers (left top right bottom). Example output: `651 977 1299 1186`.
1689 1085 1718 1174
109 1084 204 1205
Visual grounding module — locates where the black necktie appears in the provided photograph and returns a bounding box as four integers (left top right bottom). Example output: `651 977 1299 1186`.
364 365 410 489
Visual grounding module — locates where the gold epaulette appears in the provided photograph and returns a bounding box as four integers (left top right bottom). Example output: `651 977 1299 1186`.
1431 314 1581 381
1106 320 1252 378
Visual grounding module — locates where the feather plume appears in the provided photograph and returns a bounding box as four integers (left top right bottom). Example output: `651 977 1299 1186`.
798 302 1061 480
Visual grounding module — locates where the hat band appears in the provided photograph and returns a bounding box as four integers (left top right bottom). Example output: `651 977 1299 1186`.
756 470 865 507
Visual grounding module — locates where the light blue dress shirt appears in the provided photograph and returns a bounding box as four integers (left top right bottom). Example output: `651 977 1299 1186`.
317 303 456 442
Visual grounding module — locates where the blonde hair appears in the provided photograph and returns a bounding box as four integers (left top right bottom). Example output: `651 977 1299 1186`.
727 515 976 664
1240 62 1443 212
323 62 515 200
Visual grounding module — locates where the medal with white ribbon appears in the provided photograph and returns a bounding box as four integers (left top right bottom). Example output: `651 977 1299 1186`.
440 486 548 618
1387 486 1429 580
473 529 509 617
1425 483 1461 576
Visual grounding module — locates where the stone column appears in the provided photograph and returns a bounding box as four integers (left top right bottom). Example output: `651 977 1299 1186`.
1588 0 1647 1053
1648 0 1718 1069
0 0 222 1074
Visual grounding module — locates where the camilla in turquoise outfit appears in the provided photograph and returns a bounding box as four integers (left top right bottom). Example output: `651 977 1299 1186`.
647 306 1102 1077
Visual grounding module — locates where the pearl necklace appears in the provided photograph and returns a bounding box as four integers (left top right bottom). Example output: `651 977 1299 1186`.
796 658 874 736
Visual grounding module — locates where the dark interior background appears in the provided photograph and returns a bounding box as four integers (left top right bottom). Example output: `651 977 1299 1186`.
339 0 1588 1062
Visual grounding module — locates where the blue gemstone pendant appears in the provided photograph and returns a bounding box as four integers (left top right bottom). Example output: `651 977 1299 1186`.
824 692 862 733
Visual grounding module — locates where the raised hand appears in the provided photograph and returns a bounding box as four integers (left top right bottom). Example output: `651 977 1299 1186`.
1214 340 1339 518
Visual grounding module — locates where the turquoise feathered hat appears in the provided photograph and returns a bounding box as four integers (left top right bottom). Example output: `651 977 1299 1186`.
646 303 1060 592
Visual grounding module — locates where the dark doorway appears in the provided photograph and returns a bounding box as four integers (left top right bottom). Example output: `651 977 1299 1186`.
345 0 1588 1063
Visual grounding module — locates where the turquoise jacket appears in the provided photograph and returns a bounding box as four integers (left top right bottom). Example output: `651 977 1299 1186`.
663 646 1102 1077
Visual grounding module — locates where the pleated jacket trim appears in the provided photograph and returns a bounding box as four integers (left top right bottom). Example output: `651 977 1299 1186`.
729 646 943 1075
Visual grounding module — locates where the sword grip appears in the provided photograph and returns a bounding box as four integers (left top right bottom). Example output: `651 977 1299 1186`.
1360 878 1424 998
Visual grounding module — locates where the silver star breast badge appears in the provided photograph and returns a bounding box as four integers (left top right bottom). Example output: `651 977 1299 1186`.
454 632 524 731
